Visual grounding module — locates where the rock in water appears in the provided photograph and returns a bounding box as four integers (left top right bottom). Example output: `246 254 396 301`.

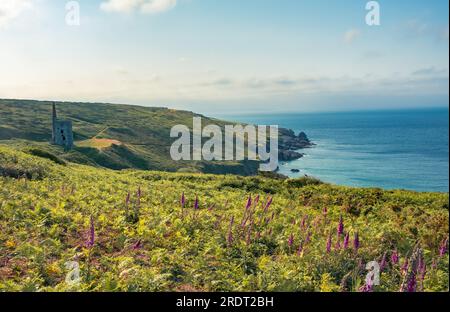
279 150 304 161
278 128 314 161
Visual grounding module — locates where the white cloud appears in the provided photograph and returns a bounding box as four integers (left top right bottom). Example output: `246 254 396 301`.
100 0 177 14
343 29 361 44
100 0 139 13
141 0 176 14
0 0 33 29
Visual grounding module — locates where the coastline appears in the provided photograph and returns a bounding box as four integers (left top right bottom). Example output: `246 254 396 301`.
227 108 449 193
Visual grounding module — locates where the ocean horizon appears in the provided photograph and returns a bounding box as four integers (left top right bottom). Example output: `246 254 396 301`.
215 107 449 193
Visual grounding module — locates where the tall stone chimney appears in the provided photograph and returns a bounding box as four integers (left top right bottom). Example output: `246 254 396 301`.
52 103 57 143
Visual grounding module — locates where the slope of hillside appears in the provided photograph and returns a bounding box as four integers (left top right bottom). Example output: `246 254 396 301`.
0 145 448 292
0 99 266 174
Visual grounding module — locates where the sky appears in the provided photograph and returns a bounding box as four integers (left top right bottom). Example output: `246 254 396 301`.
0 0 448 114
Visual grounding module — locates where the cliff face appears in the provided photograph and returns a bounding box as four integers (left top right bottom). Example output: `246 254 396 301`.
278 128 314 161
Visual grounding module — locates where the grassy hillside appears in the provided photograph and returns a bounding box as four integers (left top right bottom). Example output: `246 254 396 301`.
0 98 259 175
0 145 448 292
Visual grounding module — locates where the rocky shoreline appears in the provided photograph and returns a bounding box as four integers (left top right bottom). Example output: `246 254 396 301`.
278 128 315 161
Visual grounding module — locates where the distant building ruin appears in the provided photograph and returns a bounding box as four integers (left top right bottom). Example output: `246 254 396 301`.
51 103 73 150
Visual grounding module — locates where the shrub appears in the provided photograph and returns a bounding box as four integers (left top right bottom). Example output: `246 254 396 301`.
0 146 49 179
26 148 66 165
285 176 323 188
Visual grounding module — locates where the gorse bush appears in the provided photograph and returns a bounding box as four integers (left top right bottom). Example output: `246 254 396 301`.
285 176 324 188
0 146 52 180
0 145 448 292
25 148 66 165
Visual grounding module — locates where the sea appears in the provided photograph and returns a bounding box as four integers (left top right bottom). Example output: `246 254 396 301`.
215 108 449 193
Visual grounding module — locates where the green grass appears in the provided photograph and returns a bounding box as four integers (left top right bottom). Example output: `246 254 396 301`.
0 145 448 292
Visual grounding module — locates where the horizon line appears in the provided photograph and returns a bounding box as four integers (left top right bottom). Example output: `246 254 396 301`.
1 97 448 117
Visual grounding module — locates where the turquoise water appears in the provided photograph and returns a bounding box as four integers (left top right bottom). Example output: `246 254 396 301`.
216 108 449 193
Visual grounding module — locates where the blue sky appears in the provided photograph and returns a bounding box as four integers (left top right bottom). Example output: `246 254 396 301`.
0 0 448 114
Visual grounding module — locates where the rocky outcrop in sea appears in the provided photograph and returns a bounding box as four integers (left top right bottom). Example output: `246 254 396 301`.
278 128 314 161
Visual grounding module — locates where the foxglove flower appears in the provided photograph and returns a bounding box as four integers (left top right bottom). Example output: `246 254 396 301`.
245 195 252 210
419 263 427 281
401 258 409 274
297 242 304 256
326 234 332 253
380 251 388 271
416 253 427 281
323 207 328 216
360 276 374 293
288 234 294 248
301 215 308 230
391 250 399 265
241 213 249 228
270 211 275 222
181 192 186 208
353 232 360 251
136 187 141 215
264 196 273 212
406 273 417 292
133 239 142 250
417 254 424 273
227 216 234 246
194 195 199 210
337 215 344 236
343 232 350 249
305 231 312 245
359 283 373 293
227 231 233 246
254 194 260 206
